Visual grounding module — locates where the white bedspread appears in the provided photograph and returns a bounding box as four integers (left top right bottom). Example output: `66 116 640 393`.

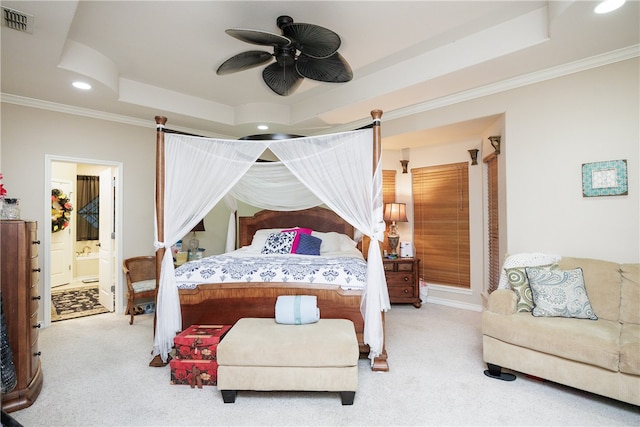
174 250 367 291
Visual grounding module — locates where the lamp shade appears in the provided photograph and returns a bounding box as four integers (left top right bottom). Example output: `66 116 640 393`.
383 203 408 223
191 219 205 232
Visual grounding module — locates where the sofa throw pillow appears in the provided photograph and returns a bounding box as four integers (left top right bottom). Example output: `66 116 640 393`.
295 233 322 256
506 264 556 312
526 267 598 320
505 267 535 312
261 231 297 255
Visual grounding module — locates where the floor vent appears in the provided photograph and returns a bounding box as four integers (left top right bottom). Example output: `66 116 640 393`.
2 7 34 34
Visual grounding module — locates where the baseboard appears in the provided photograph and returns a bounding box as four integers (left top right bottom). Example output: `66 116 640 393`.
425 295 482 312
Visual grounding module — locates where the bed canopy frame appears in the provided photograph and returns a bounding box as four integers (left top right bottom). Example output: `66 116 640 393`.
152 110 388 370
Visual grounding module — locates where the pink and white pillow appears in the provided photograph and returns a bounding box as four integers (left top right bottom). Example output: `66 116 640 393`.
282 227 312 253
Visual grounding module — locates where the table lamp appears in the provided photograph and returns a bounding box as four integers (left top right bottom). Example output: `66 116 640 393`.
187 219 205 258
383 203 408 257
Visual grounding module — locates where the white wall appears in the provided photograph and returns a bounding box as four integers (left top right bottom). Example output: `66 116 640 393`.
2 58 638 313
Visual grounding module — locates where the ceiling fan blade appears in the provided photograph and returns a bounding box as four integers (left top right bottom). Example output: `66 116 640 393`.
262 62 303 96
216 51 273 75
281 23 341 59
217 51 274 75
295 52 353 83
226 29 291 47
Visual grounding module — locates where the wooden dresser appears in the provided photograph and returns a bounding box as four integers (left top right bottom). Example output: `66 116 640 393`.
1 220 43 412
383 257 421 308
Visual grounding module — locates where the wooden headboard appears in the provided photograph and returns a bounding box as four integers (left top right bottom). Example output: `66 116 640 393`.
238 207 355 248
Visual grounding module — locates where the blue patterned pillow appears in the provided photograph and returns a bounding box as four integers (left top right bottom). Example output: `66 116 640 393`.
261 231 297 254
295 233 322 256
526 267 598 320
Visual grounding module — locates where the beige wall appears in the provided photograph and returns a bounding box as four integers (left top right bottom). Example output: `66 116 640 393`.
2 58 638 314
381 58 638 310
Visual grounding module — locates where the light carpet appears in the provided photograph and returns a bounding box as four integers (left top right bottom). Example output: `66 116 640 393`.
11 304 640 426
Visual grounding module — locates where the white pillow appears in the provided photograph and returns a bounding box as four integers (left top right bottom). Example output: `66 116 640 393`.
311 231 356 254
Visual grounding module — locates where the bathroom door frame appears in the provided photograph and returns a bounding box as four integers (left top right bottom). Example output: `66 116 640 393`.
42 155 124 328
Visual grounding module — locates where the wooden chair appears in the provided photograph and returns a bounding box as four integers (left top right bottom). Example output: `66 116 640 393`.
122 256 157 325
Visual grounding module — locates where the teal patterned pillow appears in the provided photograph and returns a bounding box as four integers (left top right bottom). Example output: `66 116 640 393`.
506 264 555 312
526 267 598 320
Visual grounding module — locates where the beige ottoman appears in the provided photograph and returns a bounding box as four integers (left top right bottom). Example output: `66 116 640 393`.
217 318 359 405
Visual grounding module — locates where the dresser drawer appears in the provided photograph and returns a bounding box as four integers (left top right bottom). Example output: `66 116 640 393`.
30 257 40 286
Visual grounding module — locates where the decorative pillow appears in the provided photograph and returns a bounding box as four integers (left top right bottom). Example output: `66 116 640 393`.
282 227 312 253
526 267 598 320
295 233 322 256
249 228 286 250
506 264 555 312
261 231 297 254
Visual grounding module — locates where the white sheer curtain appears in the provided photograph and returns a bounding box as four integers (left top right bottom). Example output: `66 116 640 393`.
153 133 268 361
223 195 237 253
269 130 389 360
154 128 389 363
228 162 322 210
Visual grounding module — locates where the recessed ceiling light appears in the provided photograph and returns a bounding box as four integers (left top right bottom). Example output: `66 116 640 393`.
594 0 625 14
72 81 92 90
257 124 269 130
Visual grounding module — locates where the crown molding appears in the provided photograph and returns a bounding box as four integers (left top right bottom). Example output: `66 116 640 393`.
2 44 638 136
331 44 640 133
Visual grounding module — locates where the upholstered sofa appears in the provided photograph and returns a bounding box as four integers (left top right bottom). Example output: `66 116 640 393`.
482 256 639 406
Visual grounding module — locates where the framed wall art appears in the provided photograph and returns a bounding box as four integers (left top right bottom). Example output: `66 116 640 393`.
582 159 628 197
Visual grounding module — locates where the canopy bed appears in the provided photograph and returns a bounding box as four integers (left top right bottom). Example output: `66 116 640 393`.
152 110 390 371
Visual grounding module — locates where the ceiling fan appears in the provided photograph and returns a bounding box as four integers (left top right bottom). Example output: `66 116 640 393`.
216 15 353 96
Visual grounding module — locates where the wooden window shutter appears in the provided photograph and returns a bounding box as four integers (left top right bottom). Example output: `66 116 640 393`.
382 170 396 205
486 154 500 293
412 162 470 288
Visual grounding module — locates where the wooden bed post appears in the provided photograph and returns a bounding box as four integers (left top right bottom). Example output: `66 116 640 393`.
369 109 389 371
371 109 382 173
155 116 167 282
149 116 167 367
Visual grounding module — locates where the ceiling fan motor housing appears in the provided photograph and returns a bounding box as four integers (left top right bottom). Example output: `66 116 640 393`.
276 15 294 29
274 46 297 66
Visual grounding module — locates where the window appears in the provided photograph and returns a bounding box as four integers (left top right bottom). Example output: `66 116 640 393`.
486 153 500 293
413 162 470 288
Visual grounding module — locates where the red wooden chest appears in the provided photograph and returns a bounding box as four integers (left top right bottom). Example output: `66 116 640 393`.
173 324 232 360
170 358 218 387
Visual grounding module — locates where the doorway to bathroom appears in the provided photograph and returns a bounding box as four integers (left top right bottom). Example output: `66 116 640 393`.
44 156 123 327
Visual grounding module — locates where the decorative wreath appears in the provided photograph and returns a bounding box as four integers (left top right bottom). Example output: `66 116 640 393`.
51 188 73 233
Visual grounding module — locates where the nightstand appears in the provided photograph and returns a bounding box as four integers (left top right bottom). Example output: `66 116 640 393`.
383 257 421 308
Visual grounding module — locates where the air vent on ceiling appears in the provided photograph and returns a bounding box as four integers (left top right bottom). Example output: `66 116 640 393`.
2 7 34 34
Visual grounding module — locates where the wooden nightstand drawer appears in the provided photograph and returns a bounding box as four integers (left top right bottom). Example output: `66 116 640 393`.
386 273 412 286
388 284 416 299
397 262 413 272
